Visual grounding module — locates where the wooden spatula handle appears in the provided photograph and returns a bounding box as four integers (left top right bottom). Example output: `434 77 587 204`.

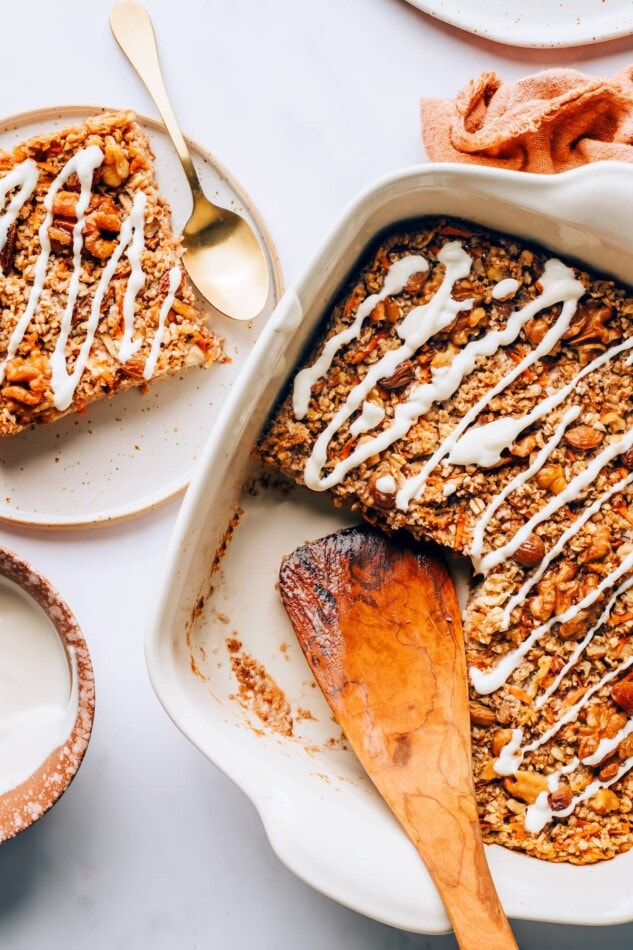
404 793 517 948
280 527 518 949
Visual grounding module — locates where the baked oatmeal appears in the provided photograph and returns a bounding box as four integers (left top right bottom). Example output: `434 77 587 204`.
0 110 222 436
259 216 633 864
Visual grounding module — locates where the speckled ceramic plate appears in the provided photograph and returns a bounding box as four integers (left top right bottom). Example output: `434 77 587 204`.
0 546 94 842
0 105 282 528
148 162 633 933
405 0 633 47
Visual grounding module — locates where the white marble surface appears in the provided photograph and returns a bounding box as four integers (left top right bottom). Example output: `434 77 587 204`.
2 1 633 947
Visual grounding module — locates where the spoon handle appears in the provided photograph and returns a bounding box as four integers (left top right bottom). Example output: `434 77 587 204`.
109 1 204 199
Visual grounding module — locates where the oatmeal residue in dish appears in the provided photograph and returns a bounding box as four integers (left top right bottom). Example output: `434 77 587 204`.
226 637 294 738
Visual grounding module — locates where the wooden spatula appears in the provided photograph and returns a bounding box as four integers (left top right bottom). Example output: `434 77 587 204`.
279 525 517 950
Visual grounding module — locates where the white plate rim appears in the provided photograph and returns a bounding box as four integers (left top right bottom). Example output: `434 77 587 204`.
404 0 633 48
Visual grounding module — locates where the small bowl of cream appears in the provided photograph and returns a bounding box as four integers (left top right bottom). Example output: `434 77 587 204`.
0 546 95 843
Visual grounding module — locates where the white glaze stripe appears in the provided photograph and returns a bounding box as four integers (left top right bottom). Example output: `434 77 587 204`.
583 718 633 768
469 406 581 571
51 189 147 411
526 755 633 833
0 147 105 387
143 266 181 380
500 472 633 629
395 259 585 508
118 192 148 365
470 549 633 695
303 243 474 491
0 160 39 266
349 400 385 438
535 574 633 709
479 428 633 575
48 146 105 410
293 254 429 419
493 619 633 778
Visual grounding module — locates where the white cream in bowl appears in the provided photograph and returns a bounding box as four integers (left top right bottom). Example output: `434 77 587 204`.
0 577 78 796
0 547 94 843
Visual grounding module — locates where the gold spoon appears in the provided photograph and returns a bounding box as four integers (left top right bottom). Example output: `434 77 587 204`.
280 526 518 950
110 1 270 322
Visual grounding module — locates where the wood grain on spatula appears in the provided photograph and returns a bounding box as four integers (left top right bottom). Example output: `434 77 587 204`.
279 525 517 950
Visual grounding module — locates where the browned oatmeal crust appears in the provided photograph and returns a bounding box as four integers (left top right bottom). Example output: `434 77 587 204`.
259 216 633 864
0 110 223 436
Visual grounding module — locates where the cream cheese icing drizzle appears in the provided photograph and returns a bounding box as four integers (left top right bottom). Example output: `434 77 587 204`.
293 254 430 420
470 548 633 695
0 159 39 267
491 277 520 300
302 243 474 491
0 147 184 411
477 426 633 576
143 265 181 380
294 239 633 832
468 406 581 572
349 400 385 438
395 259 585 508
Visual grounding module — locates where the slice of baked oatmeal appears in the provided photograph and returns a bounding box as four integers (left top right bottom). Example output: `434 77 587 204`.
0 110 222 436
259 217 633 864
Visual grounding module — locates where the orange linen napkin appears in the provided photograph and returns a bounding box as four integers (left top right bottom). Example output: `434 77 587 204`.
421 67 633 173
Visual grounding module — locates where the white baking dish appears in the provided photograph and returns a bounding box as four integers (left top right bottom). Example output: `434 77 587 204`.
145 161 633 933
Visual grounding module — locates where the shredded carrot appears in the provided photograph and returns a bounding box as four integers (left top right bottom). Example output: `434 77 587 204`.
614 502 633 527
375 247 391 272
577 823 602 839
608 612 633 627
438 225 472 237
339 436 355 460
343 289 363 319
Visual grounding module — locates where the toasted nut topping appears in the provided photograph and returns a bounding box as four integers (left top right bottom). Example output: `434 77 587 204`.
564 425 604 451
524 317 549 346
562 299 619 347
590 788 620 815
510 432 538 458
548 784 572 812
102 136 130 188
368 470 397 509
513 534 546 568
384 297 401 324
578 734 599 760
478 759 499 783
598 759 620 782
622 445 633 470
491 728 514 757
502 770 548 805
469 701 496 727
0 222 17 272
618 734 633 760
535 463 567 495
405 271 428 294
380 361 416 390
580 527 612 564
611 680 633 717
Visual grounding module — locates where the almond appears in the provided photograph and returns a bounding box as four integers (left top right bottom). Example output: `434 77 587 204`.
611 680 633 717
548 784 572 812
564 425 604 451
513 534 546 568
